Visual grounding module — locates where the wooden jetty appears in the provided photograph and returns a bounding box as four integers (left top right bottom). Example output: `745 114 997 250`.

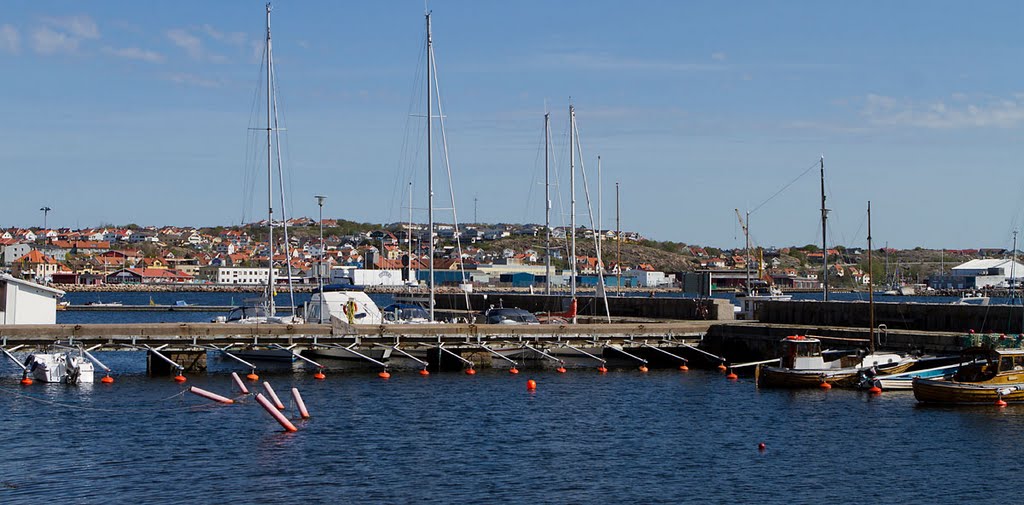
0 321 715 375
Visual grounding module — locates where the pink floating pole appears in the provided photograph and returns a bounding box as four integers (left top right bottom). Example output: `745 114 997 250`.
254 393 298 432
263 381 285 410
291 388 310 419
231 372 249 394
189 386 235 405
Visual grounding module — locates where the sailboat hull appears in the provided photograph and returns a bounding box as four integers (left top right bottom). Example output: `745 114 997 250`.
913 377 1024 404
757 361 914 389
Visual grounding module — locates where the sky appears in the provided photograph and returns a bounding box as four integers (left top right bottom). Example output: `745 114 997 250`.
3 1 1024 251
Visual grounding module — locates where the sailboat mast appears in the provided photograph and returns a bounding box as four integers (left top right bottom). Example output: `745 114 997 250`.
820 155 828 301
868 201 875 354
745 211 751 292
569 104 577 322
616 181 621 296
544 112 551 296
426 12 435 321
265 2 275 315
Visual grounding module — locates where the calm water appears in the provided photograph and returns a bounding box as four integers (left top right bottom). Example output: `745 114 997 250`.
0 367 1014 504
8 291 1009 503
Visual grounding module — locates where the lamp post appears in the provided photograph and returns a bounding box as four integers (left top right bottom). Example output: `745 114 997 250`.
40 206 52 229
315 195 326 322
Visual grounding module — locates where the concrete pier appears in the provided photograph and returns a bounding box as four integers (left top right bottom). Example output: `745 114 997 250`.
756 300 1024 334
430 293 735 321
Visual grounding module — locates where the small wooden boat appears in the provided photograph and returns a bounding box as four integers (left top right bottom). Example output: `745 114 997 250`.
913 347 1024 404
756 335 916 388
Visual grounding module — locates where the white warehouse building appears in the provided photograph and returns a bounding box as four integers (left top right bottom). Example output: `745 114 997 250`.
928 259 1024 290
216 267 276 285
0 273 64 324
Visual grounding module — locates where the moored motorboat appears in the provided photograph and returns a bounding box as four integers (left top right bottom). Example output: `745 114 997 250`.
24 351 95 384
913 347 1024 404
756 335 915 388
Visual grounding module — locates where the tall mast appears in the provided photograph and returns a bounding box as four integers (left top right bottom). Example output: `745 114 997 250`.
820 155 828 301
426 12 435 321
569 104 577 322
265 2 275 315
598 155 602 240
868 201 874 354
745 211 751 292
544 112 551 296
616 181 621 296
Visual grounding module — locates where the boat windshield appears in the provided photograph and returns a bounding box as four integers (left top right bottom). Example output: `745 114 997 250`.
781 340 821 368
227 306 268 322
484 308 539 325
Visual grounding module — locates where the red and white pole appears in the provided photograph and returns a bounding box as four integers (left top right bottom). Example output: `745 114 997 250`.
189 386 234 404
291 388 310 419
263 381 285 410
231 372 249 394
254 393 298 432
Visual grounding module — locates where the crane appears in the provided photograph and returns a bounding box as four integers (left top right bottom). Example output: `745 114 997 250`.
735 209 751 291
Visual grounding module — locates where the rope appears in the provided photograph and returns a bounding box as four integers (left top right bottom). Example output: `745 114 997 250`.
0 386 229 414
750 159 819 214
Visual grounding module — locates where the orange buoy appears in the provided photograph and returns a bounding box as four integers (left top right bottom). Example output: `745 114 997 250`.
678 365 689 371
526 379 537 391
101 375 114 384
246 372 260 381
597 366 608 374
638 365 649 373
758 442 766 452
717 364 728 372
465 368 477 375
819 381 832 389
173 374 187 383
313 370 326 380
868 385 882 394
378 370 391 379
20 377 32 386
726 371 739 380
996 398 1008 407
509 367 520 375
419 368 430 376
556 366 567 374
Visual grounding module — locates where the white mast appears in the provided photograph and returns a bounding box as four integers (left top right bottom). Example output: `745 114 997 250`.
544 112 551 296
569 103 577 323
265 2 275 315
820 154 829 301
426 12 435 321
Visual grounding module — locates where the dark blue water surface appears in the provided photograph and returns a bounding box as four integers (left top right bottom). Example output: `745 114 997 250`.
0 367 1013 504
3 291 1008 503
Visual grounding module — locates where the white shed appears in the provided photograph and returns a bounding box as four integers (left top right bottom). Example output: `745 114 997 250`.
0 273 65 324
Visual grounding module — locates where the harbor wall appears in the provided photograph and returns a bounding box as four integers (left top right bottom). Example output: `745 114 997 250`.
756 300 1024 334
431 293 735 321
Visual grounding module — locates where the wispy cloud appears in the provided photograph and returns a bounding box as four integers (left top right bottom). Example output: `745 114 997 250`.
164 72 224 88
0 24 19 54
861 93 1024 129
41 15 99 40
200 24 246 46
32 27 78 54
103 46 164 63
30 14 100 55
166 27 229 63
711 51 727 62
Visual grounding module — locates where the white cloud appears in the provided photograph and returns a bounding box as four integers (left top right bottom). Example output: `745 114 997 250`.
32 27 78 54
103 46 164 63
165 72 223 88
711 51 727 61
42 15 99 39
538 51 727 72
201 24 246 46
0 24 19 54
167 27 226 62
861 93 1024 129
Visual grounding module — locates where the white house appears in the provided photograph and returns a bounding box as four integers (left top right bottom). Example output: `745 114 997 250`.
0 273 64 324
215 267 275 285
625 269 672 287
929 258 1024 290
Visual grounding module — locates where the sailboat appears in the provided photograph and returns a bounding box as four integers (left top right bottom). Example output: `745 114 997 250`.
216 3 300 326
756 202 916 388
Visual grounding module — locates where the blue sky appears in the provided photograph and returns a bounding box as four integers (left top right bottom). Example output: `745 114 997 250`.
3 1 1024 250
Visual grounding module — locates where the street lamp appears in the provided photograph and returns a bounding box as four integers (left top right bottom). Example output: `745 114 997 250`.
315 195 327 322
40 207 52 229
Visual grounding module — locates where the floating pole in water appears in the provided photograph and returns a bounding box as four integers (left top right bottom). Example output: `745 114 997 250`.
520 343 566 367
144 344 186 381
438 345 475 367
640 343 689 366
729 358 781 369
269 344 324 369
477 343 519 370
206 345 258 370
604 345 648 365
263 382 285 410
81 347 115 383
231 372 249 394
1 345 28 372
189 386 234 404
563 344 606 364
291 388 310 419
676 342 729 367
254 393 298 432
385 344 429 368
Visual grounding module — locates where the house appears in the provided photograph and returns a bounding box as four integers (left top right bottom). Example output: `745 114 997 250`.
0 274 64 324
11 250 59 282
1 243 32 266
